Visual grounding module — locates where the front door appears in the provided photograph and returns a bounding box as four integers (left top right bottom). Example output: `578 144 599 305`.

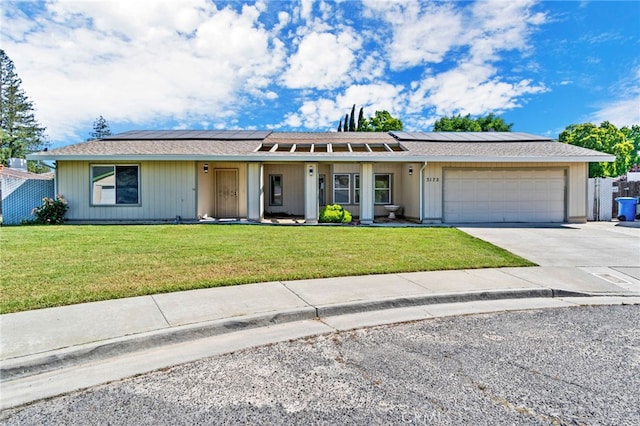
216 169 239 218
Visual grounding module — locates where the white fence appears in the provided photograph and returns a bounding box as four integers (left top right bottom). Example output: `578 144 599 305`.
587 178 614 221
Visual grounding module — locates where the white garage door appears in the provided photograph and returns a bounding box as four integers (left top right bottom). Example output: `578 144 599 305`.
444 169 565 223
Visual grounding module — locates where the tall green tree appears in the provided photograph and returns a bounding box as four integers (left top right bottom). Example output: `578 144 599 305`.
88 115 112 140
335 107 403 132
357 107 365 131
433 113 513 132
0 49 48 168
362 110 403 132
621 124 640 167
348 104 356 131
559 121 635 178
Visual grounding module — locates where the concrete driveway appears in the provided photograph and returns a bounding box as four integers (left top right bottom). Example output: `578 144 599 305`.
459 222 639 268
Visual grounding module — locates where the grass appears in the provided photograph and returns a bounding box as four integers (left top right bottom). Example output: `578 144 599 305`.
0 225 534 313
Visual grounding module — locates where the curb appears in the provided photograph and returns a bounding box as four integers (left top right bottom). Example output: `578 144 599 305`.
0 307 317 381
0 288 627 382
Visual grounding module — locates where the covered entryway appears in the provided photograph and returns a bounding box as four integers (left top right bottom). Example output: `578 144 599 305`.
215 169 239 218
444 169 566 223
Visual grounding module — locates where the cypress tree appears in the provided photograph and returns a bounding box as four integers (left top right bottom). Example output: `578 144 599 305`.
337 118 343 132
357 107 365 131
343 114 349 132
349 104 356 131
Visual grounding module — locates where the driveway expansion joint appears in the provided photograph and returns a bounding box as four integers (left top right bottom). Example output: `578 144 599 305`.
150 295 171 327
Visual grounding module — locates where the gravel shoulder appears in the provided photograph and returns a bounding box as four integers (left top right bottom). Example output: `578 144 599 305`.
2 305 639 425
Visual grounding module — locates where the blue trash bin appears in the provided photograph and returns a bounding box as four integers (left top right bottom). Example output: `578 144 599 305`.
615 197 638 221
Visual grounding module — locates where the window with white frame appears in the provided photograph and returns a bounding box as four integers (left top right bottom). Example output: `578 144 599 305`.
333 174 351 204
91 165 139 205
334 173 392 205
374 174 391 204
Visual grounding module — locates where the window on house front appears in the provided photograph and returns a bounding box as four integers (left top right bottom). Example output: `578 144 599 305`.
354 175 360 204
269 175 283 206
374 174 391 204
333 174 350 204
91 165 139 205
351 173 392 205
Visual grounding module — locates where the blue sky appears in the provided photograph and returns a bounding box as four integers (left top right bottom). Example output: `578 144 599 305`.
2 0 639 148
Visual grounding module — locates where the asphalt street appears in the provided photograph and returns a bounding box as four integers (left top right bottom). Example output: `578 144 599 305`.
2 304 638 425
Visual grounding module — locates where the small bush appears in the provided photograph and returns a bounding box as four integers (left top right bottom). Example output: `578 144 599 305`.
319 204 353 223
32 195 69 225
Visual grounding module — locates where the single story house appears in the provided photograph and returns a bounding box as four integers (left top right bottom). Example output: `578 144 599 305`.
0 161 55 225
27 130 614 224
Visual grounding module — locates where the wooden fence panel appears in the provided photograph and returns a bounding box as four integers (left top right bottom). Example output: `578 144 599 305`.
612 180 640 218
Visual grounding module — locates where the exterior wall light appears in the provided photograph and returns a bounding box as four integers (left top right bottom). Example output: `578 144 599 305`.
308 165 314 176
203 163 209 173
408 165 413 175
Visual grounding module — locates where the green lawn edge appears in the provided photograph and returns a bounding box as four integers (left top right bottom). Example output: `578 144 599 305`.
0 225 535 314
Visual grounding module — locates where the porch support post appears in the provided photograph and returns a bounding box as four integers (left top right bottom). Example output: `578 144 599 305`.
359 162 374 225
246 162 263 222
304 162 319 224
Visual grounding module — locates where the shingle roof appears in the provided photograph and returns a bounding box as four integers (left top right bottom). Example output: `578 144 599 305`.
32 138 259 156
27 130 615 163
399 139 612 159
0 165 54 180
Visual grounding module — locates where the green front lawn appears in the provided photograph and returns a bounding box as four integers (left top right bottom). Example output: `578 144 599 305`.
0 225 534 313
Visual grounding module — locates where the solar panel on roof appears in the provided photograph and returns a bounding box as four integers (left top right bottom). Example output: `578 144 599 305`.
102 130 271 140
389 131 552 142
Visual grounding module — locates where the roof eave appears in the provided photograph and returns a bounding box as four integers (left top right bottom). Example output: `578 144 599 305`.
27 153 616 163
27 153 427 162
421 155 616 163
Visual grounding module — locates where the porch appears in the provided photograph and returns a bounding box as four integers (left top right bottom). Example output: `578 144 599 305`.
196 161 420 225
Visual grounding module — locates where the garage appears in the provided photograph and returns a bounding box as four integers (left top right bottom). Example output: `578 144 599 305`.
444 169 566 223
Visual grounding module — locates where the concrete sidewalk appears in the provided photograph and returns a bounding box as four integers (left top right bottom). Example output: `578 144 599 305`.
2 266 638 379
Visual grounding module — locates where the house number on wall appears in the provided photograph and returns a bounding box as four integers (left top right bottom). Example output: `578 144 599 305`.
425 177 440 182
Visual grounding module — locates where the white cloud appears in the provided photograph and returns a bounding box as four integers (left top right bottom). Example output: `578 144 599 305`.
2 0 285 142
279 83 404 130
591 67 640 127
362 0 547 120
298 0 314 21
363 0 462 70
591 98 640 127
411 62 547 116
0 0 563 142
463 0 545 63
337 84 406 116
281 30 361 89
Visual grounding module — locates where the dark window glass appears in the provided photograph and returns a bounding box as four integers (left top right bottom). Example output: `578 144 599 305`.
269 175 283 206
92 165 139 205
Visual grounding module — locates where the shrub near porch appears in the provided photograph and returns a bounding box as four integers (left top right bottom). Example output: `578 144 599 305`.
0 225 534 313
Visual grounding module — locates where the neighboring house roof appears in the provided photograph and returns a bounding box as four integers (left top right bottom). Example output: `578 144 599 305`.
26 130 615 163
0 165 54 180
